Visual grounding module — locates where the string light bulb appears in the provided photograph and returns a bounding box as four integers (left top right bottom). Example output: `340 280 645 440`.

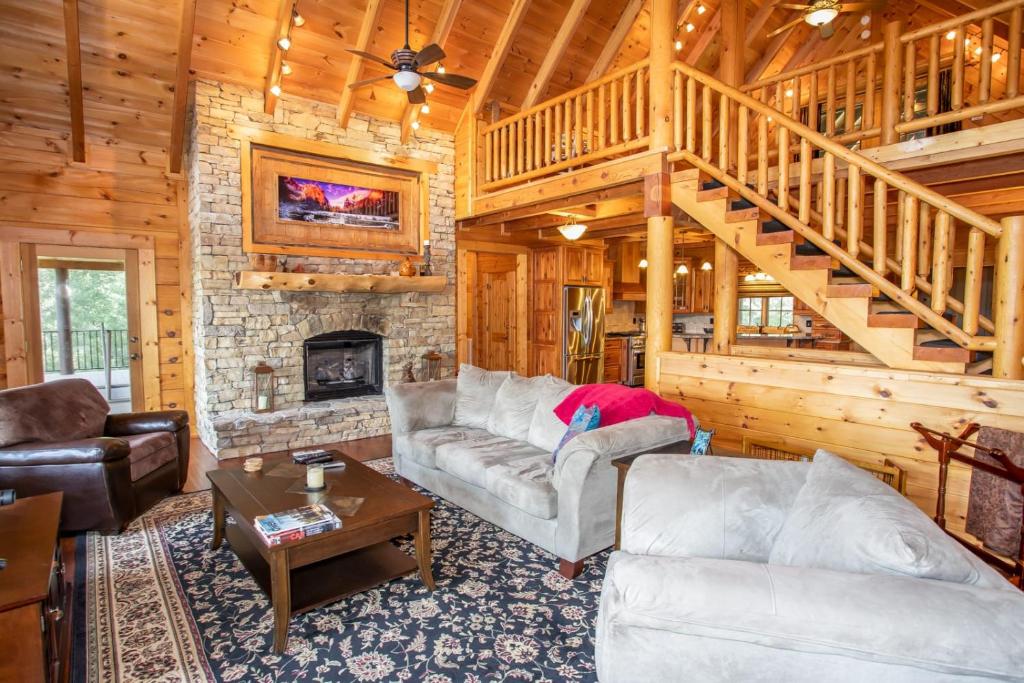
270 83 282 97
424 83 435 93
785 88 794 97
675 39 683 50
281 62 293 76
701 261 713 271
686 22 695 32
945 30 956 40
992 52 1001 62
676 263 689 275
411 120 421 131
696 3 706 14
975 45 983 56
292 11 305 27
639 258 649 269
421 103 430 114
278 36 291 51
437 64 446 74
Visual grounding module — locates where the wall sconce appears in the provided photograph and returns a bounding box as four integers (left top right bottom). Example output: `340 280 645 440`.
421 351 443 381
253 362 274 413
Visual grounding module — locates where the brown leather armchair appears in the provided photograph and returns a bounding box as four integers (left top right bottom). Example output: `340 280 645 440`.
0 378 190 533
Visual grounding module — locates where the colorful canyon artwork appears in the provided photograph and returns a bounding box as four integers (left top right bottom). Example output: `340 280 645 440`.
277 176 400 230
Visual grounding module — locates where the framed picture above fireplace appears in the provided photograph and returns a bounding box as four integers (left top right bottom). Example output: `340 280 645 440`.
239 129 434 260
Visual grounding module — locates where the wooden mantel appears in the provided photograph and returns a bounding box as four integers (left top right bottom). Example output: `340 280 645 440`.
234 271 447 294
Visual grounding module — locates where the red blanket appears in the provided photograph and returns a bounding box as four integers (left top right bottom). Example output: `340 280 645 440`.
554 384 696 437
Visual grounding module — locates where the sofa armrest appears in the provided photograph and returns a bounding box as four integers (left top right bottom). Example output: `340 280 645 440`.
105 410 188 437
385 379 456 435
597 553 1024 682
551 416 693 562
620 454 809 562
0 437 131 467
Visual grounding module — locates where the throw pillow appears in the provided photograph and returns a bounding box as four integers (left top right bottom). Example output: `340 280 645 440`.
487 374 546 441
769 449 997 587
526 375 575 452
551 404 601 464
452 364 510 429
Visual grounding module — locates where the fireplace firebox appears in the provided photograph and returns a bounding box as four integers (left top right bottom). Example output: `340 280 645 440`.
303 331 383 401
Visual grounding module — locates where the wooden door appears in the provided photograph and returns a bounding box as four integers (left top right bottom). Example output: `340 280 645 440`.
471 252 520 372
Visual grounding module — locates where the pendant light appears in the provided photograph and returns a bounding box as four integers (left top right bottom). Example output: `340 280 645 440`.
558 215 588 241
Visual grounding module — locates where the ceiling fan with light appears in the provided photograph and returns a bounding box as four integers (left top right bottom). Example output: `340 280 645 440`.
346 0 477 104
767 0 880 39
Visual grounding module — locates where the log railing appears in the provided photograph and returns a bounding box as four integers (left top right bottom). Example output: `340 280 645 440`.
669 61 1009 353
479 60 650 192
742 42 883 149
896 0 1024 137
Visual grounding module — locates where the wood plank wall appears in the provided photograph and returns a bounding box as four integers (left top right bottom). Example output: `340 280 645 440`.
658 351 1024 531
0 125 192 417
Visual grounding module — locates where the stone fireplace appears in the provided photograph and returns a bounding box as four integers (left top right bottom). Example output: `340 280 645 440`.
185 79 456 458
304 331 383 401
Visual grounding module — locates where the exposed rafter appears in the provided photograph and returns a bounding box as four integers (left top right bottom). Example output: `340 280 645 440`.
745 12 803 83
917 0 1012 41
521 0 593 109
472 0 532 114
61 0 85 163
681 7 720 64
337 0 384 126
168 0 198 174
400 0 464 143
586 0 645 81
264 0 296 115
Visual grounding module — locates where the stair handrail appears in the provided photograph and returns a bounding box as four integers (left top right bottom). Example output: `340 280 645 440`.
672 61 1003 237
899 0 1023 43
669 61 1006 352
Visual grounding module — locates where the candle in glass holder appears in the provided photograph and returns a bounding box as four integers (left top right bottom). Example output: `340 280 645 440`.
306 465 325 490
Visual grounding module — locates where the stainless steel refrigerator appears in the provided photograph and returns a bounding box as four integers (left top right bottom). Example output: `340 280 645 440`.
562 285 606 384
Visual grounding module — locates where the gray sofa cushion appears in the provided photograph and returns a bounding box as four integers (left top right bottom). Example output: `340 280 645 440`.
394 426 491 469
770 450 1006 588
526 375 574 452
623 455 809 562
436 434 547 488
452 364 510 429
487 374 546 441
485 453 557 519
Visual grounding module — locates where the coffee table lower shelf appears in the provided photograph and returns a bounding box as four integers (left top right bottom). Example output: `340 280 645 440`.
225 524 418 615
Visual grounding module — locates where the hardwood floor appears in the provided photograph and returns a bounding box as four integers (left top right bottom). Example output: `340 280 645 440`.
184 434 394 493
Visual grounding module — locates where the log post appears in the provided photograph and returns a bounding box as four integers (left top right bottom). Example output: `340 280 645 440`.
993 215 1024 379
880 21 903 146
712 239 738 355
55 267 74 375
644 0 674 389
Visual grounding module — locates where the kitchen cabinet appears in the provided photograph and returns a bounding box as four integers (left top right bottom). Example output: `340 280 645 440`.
529 245 607 377
604 337 625 383
672 257 715 314
603 259 614 313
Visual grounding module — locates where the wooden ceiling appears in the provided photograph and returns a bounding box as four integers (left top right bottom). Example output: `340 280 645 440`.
0 0 993 173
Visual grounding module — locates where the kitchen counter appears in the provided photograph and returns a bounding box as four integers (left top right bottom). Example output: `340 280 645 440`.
672 332 824 352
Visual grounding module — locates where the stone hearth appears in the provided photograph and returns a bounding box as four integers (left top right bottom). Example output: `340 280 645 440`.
185 80 456 458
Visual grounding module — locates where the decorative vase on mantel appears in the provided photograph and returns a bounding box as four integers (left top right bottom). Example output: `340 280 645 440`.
399 257 418 277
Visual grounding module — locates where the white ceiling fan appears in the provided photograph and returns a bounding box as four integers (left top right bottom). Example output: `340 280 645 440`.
768 0 881 39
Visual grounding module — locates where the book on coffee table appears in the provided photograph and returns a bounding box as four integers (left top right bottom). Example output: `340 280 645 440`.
254 503 341 546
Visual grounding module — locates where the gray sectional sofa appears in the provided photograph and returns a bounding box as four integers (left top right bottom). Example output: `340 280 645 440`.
385 365 694 577
597 451 1024 682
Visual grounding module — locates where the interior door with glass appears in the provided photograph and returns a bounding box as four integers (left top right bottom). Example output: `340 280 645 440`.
27 245 141 412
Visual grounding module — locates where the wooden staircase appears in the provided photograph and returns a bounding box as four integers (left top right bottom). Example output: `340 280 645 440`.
675 174 974 373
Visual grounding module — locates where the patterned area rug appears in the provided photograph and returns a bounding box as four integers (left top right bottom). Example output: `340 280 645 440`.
74 459 606 682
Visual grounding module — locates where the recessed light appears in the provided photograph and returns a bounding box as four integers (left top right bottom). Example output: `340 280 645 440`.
860 14 870 25
860 29 870 40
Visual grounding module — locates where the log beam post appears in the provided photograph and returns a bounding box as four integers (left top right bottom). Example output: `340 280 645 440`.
880 20 903 146
712 239 738 355
993 215 1024 379
644 0 674 389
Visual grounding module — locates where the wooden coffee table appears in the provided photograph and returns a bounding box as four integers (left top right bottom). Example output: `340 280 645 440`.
207 451 434 653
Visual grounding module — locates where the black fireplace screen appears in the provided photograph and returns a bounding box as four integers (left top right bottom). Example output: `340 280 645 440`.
303 331 383 401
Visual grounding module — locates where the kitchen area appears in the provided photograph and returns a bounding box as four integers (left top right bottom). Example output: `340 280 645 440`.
599 241 854 386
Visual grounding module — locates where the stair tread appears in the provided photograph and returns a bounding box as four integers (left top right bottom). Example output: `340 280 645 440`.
919 338 962 348
701 179 725 191
795 243 826 256
730 198 756 211
831 266 856 278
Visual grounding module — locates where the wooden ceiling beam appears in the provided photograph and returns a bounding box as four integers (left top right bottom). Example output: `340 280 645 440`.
745 0 777 43
61 0 85 163
337 0 384 127
587 0 646 81
400 0 464 143
916 0 1012 42
521 0 593 109
521 212 645 234
264 0 296 116
168 0 198 174
472 0 532 114
745 12 803 83
457 182 642 229
681 7 720 64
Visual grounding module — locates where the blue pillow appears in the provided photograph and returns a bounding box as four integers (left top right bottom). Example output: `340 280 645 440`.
552 404 601 463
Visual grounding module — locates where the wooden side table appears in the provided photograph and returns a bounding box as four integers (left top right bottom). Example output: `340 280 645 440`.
0 492 69 683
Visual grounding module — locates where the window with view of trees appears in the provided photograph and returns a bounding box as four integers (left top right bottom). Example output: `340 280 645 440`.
738 296 794 329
